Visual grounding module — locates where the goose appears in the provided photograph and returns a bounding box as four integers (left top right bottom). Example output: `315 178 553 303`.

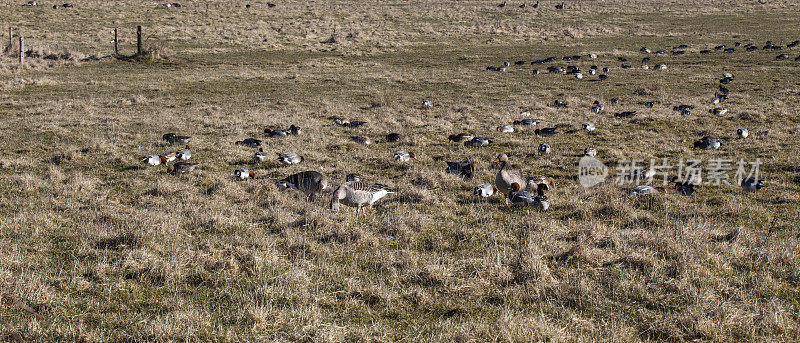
538 143 551 155
598 74 608 80
588 53 597 58
277 152 303 165
273 171 329 201
422 99 433 107
160 152 177 163
710 108 728 115
777 54 790 60
345 173 360 182
694 136 721 150
507 182 549 210
513 118 538 126
446 160 475 179
393 151 416 162
591 101 604 113
532 69 540 75
163 133 191 145
574 72 583 79
386 133 401 142
448 133 474 143
640 47 651 53
520 110 532 116
584 147 597 157
494 153 526 204
673 178 696 196
582 122 596 131
525 175 555 192
254 148 268 162
588 69 596 75
554 2 564 9
497 125 515 133
532 1 539 8
553 100 568 108
534 127 557 136
234 168 254 179
644 101 655 108
289 125 301 135
330 178 394 216
176 146 191 160
167 162 197 175
654 64 666 70
473 183 497 197
266 128 290 137
737 128 749 138
629 185 664 195
351 136 372 145
464 137 493 147
235 138 262 147
615 111 636 118
740 177 764 191
142 155 163 166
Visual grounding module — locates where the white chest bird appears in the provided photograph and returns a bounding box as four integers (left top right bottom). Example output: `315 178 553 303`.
254 148 268 162
176 146 191 160
142 155 163 166
277 152 303 165
393 151 416 162
234 168 254 179
497 125 515 133
473 183 497 197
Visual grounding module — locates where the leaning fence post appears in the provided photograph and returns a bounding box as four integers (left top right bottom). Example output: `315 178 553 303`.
113 28 118 55
136 25 142 55
18 36 24 64
8 27 12 49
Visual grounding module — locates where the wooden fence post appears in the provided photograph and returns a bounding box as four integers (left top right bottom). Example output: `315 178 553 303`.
113 28 118 55
18 37 24 65
136 25 142 55
8 26 12 49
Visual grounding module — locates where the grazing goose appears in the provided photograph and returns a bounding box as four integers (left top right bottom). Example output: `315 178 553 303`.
520 110 532 116
582 122 596 131
289 125 301 135
273 171 329 201
422 100 433 108
142 155 164 166
497 125 515 133
591 101 604 113
234 168 254 179
507 182 549 210
160 152 177 163
266 128 290 137
334 118 367 128
513 118 538 126
253 148 268 162
386 133 401 142
673 178 696 196
464 137 493 147
654 64 666 70
176 146 191 160
277 152 303 165
737 128 749 138
538 143 551 155
330 178 394 216
393 151 416 162
167 162 197 175
629 185 664 195
598 74 608 80
473 183 497 198
525 175 555 192
448 133 474 143
534 127 557 136
494 154 526 204
553 100 568 108
615 111 636 118
694 136 721 150
709 108 728 115
584 147 597 157
163 133 191 145
446 160 475 179
352 136 372 145
740 177 764 191
235 138 262 147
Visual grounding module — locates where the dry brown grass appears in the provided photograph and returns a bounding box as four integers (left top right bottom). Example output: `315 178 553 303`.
1 0 799 341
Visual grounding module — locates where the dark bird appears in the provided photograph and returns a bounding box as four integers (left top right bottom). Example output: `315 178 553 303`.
446 160 475 180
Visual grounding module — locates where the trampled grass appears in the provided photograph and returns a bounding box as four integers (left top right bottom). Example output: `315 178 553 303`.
1 0 799 341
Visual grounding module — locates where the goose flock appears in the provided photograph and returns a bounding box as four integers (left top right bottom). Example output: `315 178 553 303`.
137 38 792 216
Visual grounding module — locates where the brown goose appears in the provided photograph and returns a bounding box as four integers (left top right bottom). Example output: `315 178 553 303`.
330 178 394 216
494 153 526 204
271 171 328 201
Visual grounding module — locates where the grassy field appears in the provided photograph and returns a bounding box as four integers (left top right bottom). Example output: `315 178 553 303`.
1 0 799 341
